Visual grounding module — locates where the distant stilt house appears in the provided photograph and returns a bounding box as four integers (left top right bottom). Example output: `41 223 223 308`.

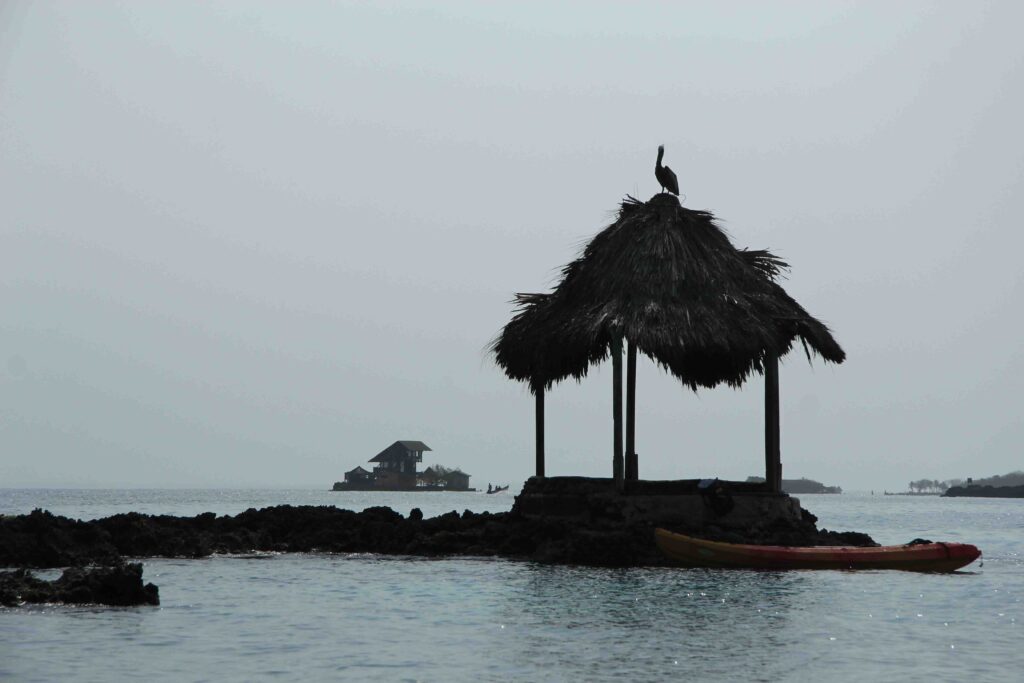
420 467 441 486
332 441 474 491
370 440 431 489
343 466 373 485
442 470 471 491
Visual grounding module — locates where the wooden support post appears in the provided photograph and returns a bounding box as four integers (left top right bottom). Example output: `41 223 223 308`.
612 336 624 490
625 341 638 480
535 386 545 478
765 352 781 493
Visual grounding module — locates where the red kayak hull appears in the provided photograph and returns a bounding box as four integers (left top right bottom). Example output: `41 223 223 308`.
655 528 981 572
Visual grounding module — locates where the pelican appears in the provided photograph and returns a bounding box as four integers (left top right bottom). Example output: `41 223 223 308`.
655 145 679 195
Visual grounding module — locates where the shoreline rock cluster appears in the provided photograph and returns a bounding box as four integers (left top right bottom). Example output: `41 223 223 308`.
0 562 159 607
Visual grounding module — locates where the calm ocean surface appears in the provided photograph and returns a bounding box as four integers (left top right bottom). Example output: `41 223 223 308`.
1 489 1020 682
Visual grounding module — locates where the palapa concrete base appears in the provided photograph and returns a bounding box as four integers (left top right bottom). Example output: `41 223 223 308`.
513 476 803 530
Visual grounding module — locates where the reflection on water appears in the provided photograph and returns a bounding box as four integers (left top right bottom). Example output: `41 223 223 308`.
504 565 809 681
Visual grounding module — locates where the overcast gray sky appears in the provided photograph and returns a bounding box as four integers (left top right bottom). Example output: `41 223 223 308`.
2 1 1022 491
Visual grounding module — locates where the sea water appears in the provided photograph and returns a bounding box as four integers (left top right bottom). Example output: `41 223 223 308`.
1 490 1020 682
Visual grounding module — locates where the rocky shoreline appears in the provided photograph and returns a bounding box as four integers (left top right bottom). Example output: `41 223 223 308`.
0 479 879 605
1 498 875 571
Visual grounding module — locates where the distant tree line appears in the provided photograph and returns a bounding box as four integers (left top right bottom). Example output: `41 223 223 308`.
427 464 465 477
907 479 955 493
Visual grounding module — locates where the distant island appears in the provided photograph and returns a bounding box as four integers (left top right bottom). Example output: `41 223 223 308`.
943 484 1024 499
332 441 475 492
942 471 1024 499
890 472 1024 498
746 476 841 494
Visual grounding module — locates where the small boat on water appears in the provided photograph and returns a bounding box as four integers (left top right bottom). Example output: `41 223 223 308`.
655 528 981 572
486 484 509 494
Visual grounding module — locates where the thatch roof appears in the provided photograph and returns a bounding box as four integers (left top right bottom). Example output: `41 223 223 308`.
491 193 844 392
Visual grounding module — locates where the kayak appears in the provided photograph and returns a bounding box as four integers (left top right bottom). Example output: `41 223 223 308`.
654 528 981 572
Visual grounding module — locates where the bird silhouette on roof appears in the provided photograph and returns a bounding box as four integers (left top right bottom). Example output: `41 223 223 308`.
655 145 679 196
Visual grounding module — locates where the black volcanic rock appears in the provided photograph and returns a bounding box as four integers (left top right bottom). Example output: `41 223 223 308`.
1 486 877 569
0 508 123 568
0 563 159 607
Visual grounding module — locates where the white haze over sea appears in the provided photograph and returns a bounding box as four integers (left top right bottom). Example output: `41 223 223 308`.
2 1 1023 491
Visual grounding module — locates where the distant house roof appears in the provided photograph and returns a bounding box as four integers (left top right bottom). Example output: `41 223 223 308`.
396 440 431 452
345 466 371 475
369 440 432 462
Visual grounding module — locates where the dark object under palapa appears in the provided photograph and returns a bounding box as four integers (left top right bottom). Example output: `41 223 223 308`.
490 192 844 491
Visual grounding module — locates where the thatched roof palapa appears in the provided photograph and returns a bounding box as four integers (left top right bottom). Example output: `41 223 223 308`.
491 193 844 391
